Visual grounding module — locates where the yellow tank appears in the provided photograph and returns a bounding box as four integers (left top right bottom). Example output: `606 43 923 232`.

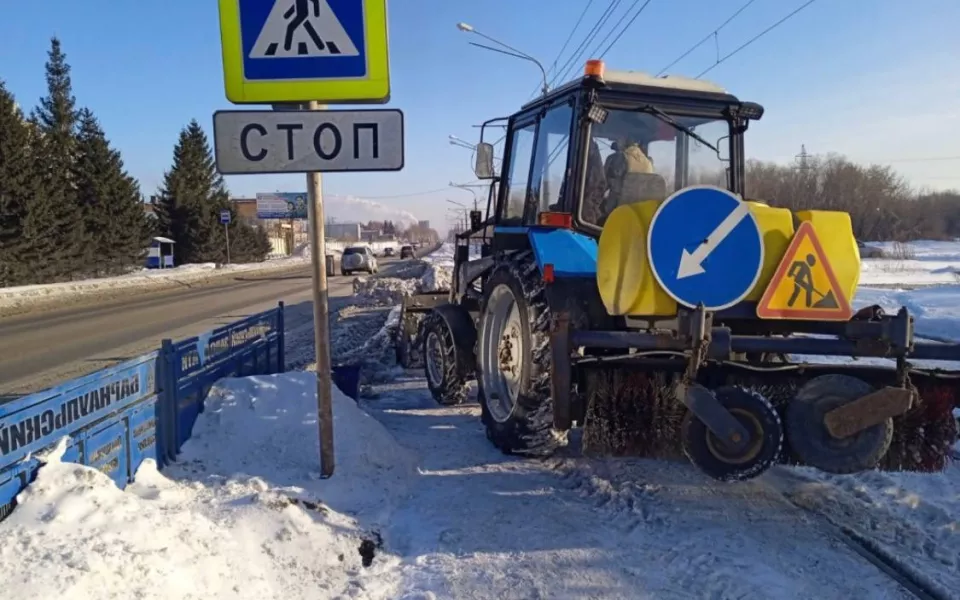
596 200 676 317
793 210 861 302
596 200 860 318
742 202 794 302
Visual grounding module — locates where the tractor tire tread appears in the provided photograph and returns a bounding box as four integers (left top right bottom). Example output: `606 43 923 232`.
421 310 474 406
477 251 568 457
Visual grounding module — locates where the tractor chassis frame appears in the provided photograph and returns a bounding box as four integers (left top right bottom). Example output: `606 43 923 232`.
548 303 960 444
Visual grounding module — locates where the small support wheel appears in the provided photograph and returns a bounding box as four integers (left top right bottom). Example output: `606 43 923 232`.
421 307 476 406
681 386 783 482
786 374 893 474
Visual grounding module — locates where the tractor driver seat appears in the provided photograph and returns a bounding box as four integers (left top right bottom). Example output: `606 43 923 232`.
610 172 668 208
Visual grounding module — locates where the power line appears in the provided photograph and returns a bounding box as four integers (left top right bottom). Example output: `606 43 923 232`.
597 0 656 59
544 0 597 82
697 0 818 78
656 0 758 76
582 0 639 60
526 1 599 99
549 0 623 88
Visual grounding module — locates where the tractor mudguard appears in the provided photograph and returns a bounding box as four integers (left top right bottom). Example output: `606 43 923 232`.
523 226 599 278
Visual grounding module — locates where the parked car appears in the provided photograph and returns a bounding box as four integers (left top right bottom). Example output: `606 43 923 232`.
341 246 378 275
400 245 415 259
383 247 396 257
857 240 887 259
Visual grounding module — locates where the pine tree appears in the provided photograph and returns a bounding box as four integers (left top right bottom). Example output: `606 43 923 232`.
0 81 52 286
29 37 86 281
74 108 152 274
154 120 231 264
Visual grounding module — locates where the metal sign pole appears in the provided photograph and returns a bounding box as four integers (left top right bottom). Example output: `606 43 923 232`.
224 222 231 264
305 100 336 478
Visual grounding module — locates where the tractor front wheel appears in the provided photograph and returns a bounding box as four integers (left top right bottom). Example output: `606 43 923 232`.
421 307 476 406
476 253 568 457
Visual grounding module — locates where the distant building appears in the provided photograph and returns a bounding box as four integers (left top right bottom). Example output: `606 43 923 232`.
418 220 430 230
326 222 362 240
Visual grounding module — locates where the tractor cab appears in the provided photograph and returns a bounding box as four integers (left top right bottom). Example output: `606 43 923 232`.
473 59 764 236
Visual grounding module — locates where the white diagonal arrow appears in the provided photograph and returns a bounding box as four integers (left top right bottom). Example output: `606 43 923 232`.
677 201 751 279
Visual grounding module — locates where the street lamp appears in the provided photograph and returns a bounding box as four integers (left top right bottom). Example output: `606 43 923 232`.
448 134 475 150
449 182 479 210
456 22 549 96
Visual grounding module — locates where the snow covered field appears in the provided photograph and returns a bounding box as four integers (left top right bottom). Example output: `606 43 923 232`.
4 241 960 599
0 255 312 314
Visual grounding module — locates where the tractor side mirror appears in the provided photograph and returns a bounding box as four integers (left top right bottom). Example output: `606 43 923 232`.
474 142 496 180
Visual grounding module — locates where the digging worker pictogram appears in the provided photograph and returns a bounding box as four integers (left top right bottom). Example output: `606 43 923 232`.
786 253 839 309
284 0 325 53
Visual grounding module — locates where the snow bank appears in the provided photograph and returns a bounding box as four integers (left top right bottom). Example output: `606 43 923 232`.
178 373 417 514
860 240 960 286
0 373 415 600
0 256 310 314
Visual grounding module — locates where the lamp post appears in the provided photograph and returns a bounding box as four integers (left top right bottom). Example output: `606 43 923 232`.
449 182 479 210
456 22 549 96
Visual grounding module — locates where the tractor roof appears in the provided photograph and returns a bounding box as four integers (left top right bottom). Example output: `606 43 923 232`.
521 61 742 111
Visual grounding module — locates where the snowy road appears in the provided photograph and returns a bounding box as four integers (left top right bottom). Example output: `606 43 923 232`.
0 258 403 399
364 382 918 600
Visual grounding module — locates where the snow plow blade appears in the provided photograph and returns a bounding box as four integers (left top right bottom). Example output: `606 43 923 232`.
396 291 450 368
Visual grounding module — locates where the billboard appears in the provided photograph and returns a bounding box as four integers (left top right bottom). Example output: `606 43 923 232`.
256 192 308 219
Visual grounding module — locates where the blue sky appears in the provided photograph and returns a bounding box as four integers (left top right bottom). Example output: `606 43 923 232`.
2 0 958 232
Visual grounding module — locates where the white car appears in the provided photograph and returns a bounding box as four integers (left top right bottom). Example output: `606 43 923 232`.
340 246 378 275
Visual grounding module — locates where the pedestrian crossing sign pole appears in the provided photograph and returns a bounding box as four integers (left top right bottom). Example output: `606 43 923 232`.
217 0 395 479
217 0 391 104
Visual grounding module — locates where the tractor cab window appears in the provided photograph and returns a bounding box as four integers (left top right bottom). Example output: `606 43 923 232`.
503 123 537 223
579 109 730 229
528 103 574 217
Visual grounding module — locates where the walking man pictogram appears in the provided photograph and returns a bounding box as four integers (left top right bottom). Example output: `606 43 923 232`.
787 254 817 308
284 0 326 53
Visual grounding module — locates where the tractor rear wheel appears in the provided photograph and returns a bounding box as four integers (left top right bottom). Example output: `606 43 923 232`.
681 386 783 482
476 252 568 456
421 307 476 406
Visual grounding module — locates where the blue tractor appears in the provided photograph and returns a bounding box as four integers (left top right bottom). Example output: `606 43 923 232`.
409 59 959 481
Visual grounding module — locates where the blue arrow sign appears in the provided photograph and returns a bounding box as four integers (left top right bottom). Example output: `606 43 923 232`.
647 186 764 311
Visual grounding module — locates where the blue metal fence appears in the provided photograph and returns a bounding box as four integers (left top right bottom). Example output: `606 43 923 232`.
0 302 285 521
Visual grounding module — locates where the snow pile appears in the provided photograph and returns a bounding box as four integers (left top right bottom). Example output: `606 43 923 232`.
352 275 420 306
0 374 415 600
0 256 310 314
333 306 404 384
178 373 417 514
418 263 451 293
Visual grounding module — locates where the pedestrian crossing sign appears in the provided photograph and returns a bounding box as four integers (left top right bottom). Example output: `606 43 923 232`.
218 0 390 104
756 221 853 321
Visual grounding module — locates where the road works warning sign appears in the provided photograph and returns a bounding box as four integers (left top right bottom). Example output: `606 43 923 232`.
757 222 853 321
